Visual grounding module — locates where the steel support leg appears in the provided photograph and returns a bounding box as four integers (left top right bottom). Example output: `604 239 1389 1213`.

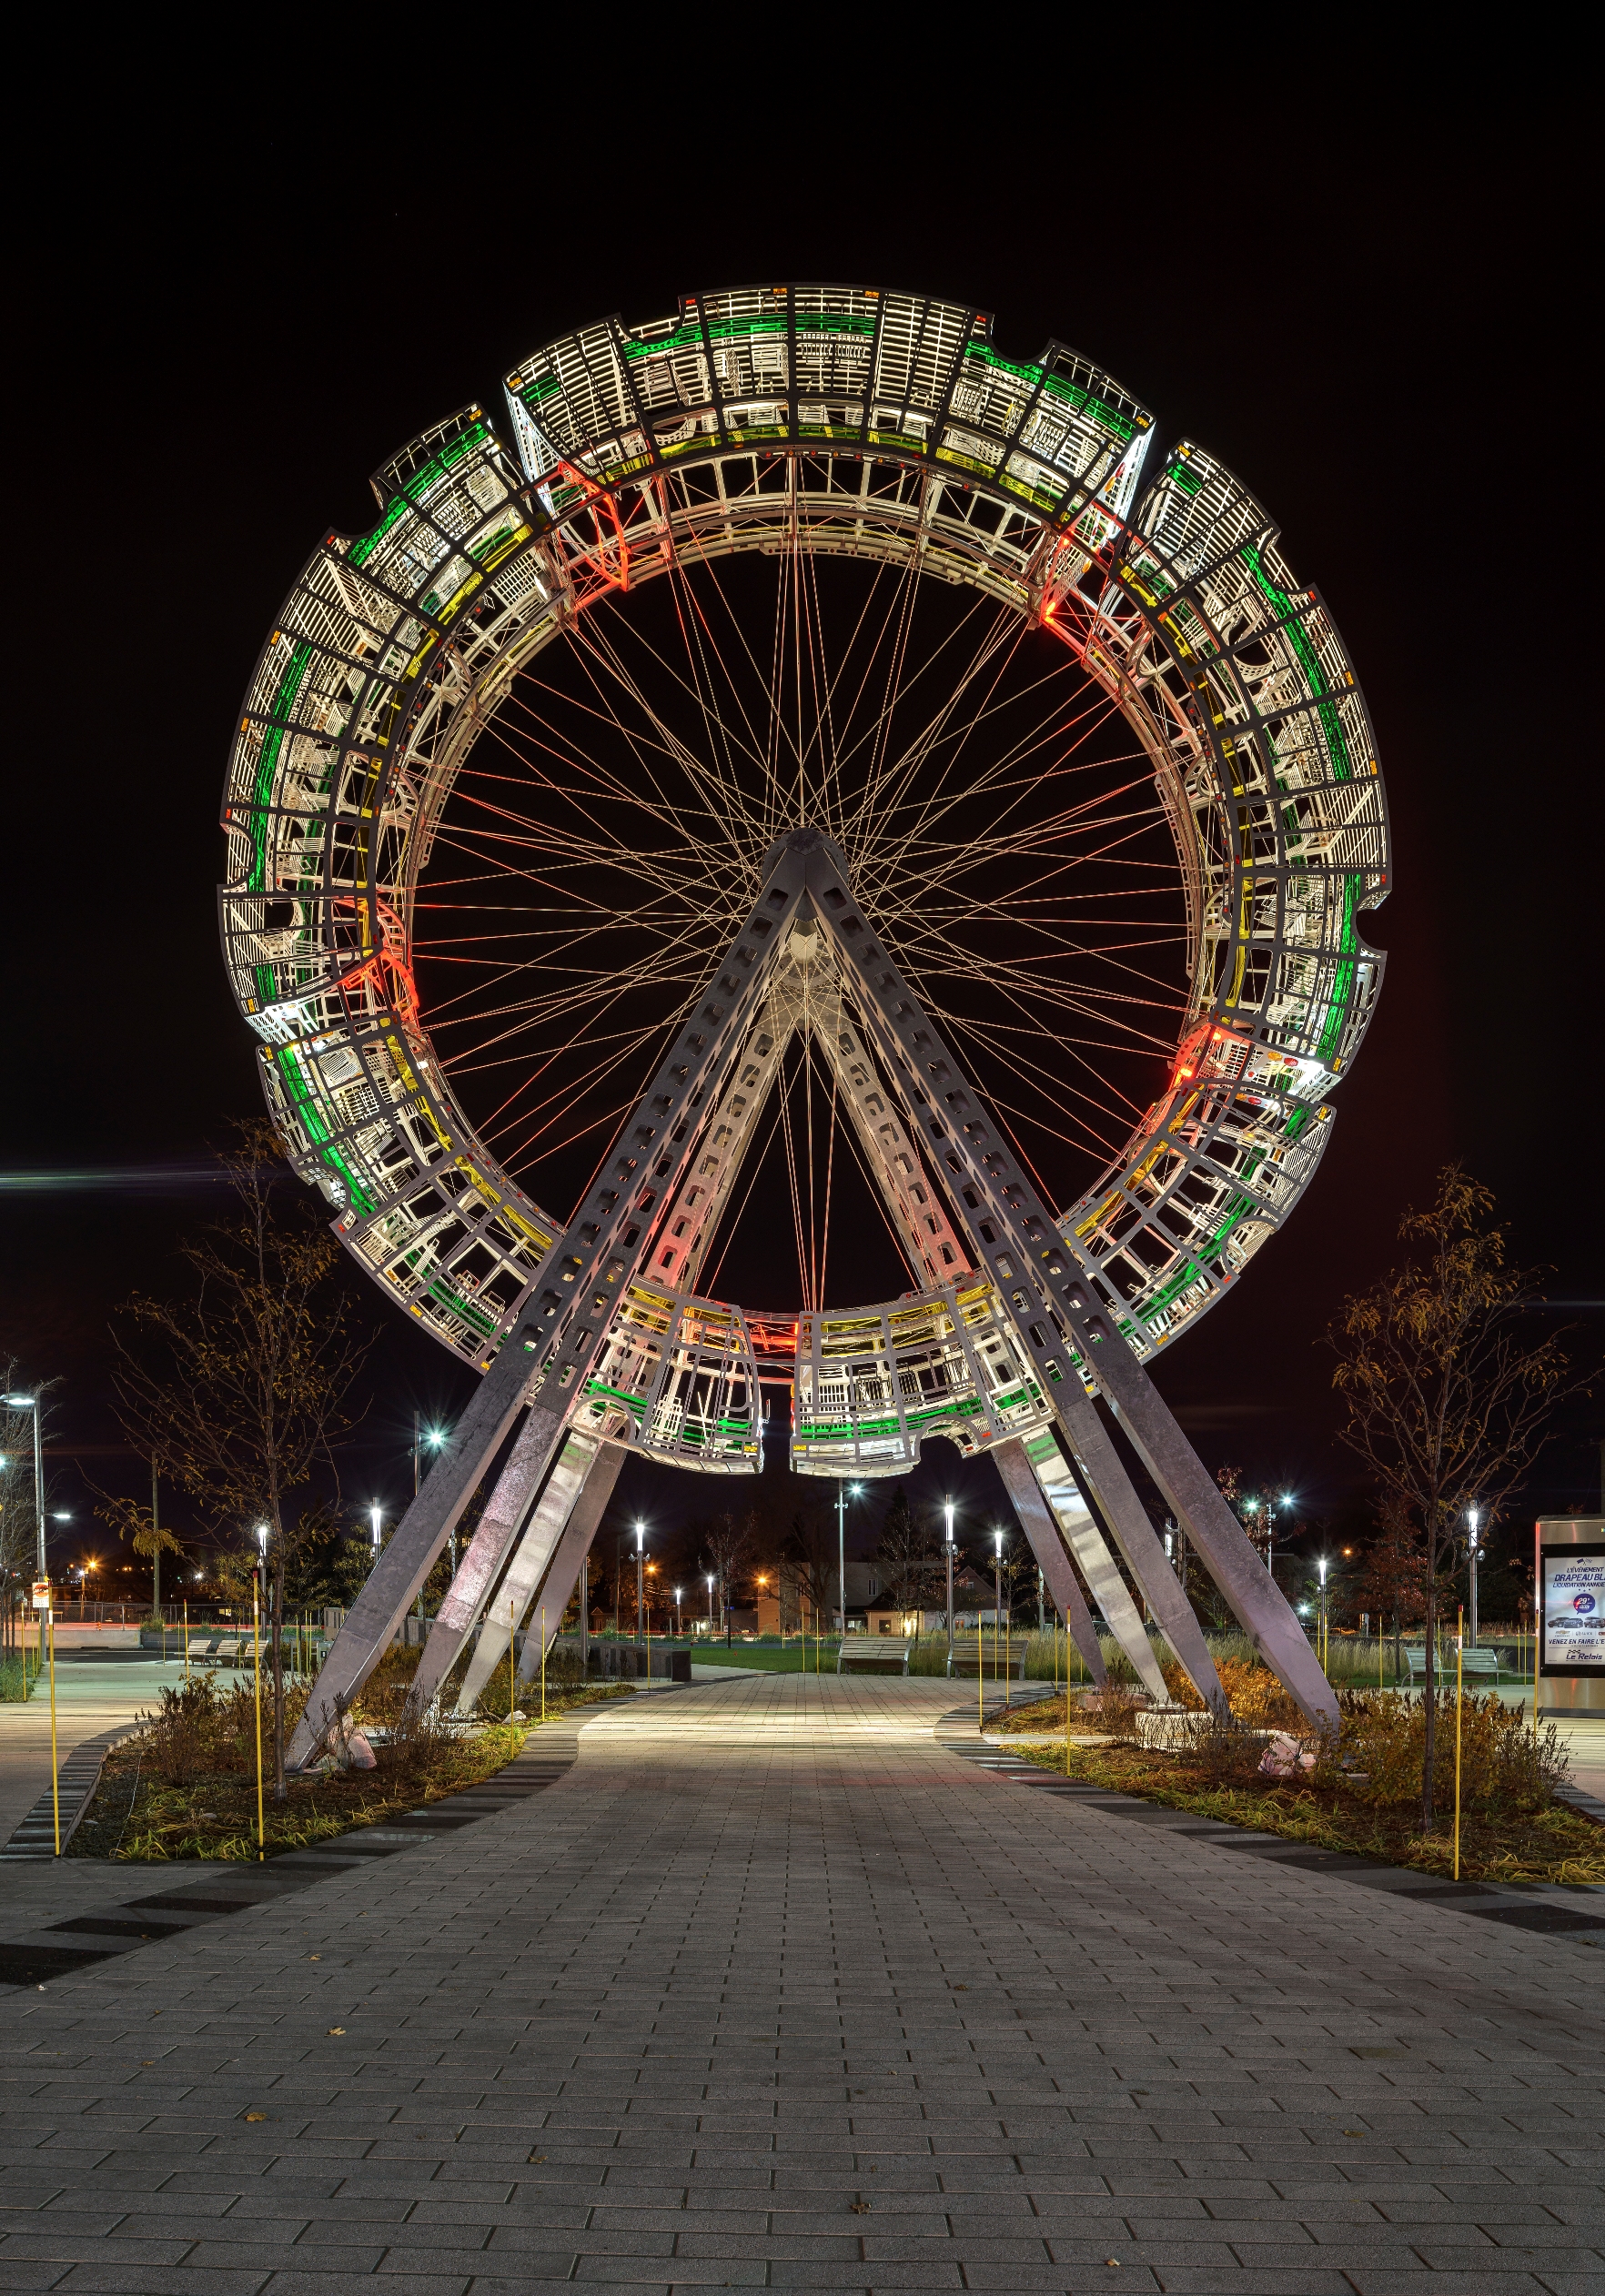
1056 1388 1224 1708
517 1449 621 1683
1095 1374 1337 1729
454 1433 612 1715
993 1438 1106 1687
408 1416 595 1716
286 1345 563 1768
1011 1426 1169 1703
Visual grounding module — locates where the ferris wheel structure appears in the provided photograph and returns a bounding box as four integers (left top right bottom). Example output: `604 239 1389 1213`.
218 282 1389 1753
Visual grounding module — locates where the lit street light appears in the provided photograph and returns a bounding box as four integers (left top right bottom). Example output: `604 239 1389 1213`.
634 1520 646 1646
673 1585 683 1638
944 1497 956 1663
836 1479 863 1640
706 1572 715 1631
368 1505 381 1557
5 1394 45 1578
1468 1506 1482 1648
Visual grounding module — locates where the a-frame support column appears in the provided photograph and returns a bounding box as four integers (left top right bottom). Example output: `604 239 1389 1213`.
798 835 1338 1731
287 836 821 1768
992 1438 1106 1686
1004 1428 1168 1700
800 953 1221 1710
1056 1389 1225 1707
456 1437 622 1712
516 1467 618 1682
406 1406 563 1715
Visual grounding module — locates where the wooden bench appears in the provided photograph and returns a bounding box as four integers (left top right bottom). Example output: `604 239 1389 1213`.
1404 1646 1499 1680
838 1636 911 1677
944 1637 1027 1680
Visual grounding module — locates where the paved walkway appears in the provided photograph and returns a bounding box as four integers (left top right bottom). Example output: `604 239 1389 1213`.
1 1674 1601 2292
0 1630 197 1845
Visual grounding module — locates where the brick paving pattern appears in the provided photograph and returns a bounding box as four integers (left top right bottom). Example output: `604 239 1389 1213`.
0 1673 1600 2291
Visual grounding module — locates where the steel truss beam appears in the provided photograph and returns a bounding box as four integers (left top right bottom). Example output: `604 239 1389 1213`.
990 1439 1106 1687
455 1436 622 1714
285 834 823 1767
782 834 1336 1730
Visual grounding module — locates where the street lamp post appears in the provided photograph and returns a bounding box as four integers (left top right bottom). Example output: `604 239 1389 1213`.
944 1498 955 1665
5 1395 46 1580
835 1479 863 1642
634 1522 646 1646
993 1526 1005 1701
706 1573 715 1632
1468 1507 1481 1648
369 1505 382 1558
1317 1555 1329 1669
674 1586 682 1639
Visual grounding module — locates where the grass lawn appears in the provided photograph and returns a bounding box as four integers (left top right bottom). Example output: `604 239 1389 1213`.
681 1642 841 1673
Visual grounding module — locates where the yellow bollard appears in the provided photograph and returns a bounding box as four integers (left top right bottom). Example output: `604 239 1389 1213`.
1453 1607 1464 1881
252 1576 265 1861
48 1604 60 1857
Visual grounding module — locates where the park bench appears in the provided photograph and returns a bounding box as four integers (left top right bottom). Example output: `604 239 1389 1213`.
838 1636 911 1677
944 1636 1027 1680
1404 1645 1499 1682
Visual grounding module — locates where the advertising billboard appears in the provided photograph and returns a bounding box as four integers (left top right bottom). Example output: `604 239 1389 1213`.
1540 1543 1605 1677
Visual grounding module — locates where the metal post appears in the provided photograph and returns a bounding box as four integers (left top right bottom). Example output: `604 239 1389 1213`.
944 1498 954 1670
837 1478 846 1642
993 1528 1004 1705
1468 1507 1480 1649
634 1522 645 1646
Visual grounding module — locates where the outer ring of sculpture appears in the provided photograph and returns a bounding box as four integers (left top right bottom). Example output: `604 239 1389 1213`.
219 283 1389 1377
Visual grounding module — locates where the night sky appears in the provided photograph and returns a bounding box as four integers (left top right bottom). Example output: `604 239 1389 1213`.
8 85 1599 1600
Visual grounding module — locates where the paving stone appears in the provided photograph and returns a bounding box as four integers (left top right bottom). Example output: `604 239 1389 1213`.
0 1677 1599 2290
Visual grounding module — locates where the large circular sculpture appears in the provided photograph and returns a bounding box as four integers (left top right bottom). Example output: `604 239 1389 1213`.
221 284 1388 1394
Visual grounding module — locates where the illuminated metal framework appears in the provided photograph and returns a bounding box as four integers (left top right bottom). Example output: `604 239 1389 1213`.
222 284 1389 1747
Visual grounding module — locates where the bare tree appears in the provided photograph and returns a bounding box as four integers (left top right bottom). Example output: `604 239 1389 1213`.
782 1504 836 1635
1327 1165 1591 1828
700 1510 756 1644
873 1494 948 1618
110 1123 373 1798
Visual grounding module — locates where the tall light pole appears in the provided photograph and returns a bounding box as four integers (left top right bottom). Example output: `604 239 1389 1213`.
706 1572 715 1632
836 1479 863 1640
1317 1555 1328 1667
1272 1493 1295 1589
1468 1507 1481 1647
5 1395 45 1580
944 1497 956 1665
369 1505 382 1558
992 1534 1005 1698
634 1520 646 1646
674 1586 682 1639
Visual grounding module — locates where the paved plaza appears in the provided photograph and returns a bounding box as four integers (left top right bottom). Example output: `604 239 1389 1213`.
1 1673 1601 2292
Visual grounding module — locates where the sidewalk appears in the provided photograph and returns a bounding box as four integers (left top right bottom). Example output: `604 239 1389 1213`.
0 1672 1600 2291
0 1629 195 1845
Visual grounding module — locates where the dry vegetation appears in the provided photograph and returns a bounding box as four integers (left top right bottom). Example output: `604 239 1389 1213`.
992 1670 1600 1884
70 1647 632 1861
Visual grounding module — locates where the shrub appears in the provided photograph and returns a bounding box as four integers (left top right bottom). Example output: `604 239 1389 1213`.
1086 1681 1144 1739
1338 1690 1568 1812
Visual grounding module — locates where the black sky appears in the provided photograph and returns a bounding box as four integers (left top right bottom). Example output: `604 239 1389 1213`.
7 68 1600 1578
